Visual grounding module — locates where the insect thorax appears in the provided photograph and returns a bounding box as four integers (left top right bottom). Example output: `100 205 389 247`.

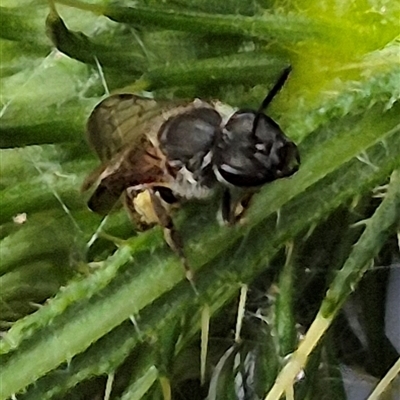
169 164 215 200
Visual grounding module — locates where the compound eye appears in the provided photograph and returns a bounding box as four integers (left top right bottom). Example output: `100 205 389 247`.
158 108 221 171
275 141 300 178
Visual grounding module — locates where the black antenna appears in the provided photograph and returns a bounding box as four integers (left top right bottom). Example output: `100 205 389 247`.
252 66 292 135
258 66 292 113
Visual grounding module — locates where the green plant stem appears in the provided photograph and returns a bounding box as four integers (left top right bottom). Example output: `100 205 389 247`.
264 169 400 400
275 242 297 357
55 0 329 42
9 125 400 400
189 103 400 269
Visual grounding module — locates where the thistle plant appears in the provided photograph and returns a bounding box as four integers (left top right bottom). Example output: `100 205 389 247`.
1 1 399 400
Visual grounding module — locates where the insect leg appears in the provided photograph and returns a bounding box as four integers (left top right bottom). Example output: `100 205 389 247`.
221 191 255 225
221 189 232 224
234 192 255 223
148 189 195 283
124 190 154 231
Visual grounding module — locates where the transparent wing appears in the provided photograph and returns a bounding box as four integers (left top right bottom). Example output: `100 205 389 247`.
82 94 179 192
87 94 166 162
83 93 185 213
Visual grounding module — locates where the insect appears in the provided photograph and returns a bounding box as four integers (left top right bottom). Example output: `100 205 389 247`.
83 67 300 279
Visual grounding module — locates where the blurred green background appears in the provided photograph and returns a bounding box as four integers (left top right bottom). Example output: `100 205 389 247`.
1 1 399 399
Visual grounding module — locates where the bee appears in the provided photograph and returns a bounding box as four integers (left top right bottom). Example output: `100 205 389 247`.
83 67 300 279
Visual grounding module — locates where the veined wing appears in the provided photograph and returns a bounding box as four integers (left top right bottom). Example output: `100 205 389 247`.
83 93 187 214
87 94 174 163
83 93 218 214
82 94 180 192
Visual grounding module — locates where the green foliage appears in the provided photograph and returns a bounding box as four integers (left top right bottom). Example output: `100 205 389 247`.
1 0 399 399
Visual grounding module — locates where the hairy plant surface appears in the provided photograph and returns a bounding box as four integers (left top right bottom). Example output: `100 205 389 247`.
1 1 399 399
